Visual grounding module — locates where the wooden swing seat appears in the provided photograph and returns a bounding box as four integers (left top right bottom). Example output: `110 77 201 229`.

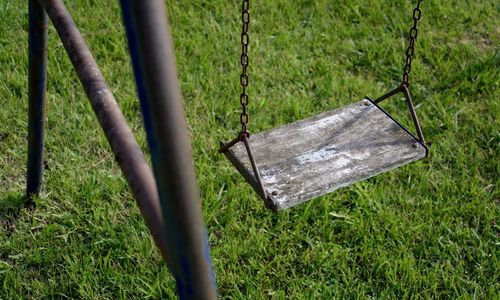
221 98 427 211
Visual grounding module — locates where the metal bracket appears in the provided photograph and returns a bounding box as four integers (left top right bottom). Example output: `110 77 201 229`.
220 133 268 201
374 84 426 147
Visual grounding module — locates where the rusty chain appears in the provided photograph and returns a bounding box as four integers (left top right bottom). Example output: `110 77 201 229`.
239 0 250 136
236 0 423 133
402 0 423 86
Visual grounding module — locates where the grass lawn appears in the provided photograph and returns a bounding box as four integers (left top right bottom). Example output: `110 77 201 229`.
1 0 499 298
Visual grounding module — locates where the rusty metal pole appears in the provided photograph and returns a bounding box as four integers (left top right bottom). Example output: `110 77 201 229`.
26 0 48 202
119 1 217 299
37 0 169 262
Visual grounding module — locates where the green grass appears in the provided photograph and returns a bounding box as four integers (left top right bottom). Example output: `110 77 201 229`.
1 0 499 298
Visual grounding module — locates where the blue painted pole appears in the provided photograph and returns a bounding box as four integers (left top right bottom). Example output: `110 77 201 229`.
119 1 217 299
26 0 48 202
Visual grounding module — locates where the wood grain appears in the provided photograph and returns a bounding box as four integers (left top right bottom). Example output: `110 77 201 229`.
225 99 427 211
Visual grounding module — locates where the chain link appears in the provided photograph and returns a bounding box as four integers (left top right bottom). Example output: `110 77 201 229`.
236 0 422 131
402 0 423 86
239 0 250 135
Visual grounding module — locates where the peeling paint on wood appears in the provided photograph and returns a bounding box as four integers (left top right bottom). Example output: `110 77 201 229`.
224 99 427 211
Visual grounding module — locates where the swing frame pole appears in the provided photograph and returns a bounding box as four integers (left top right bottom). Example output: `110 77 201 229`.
36 0 170 261
26 0 216 297
119 1 217 299
26 0 48 203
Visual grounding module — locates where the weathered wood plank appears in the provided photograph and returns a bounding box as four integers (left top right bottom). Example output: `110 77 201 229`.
224 99 427 211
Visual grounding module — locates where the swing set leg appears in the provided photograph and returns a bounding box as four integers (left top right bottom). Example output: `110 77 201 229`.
22 0 217 297
119 1 217 298
26 0 48 204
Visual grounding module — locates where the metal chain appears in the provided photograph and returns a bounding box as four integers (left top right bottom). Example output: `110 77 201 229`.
239 0 250 136
236 0 421 130
402 0 423 86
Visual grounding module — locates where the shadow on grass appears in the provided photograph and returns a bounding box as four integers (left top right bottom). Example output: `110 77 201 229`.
0 193 34 234
0 193 25 213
